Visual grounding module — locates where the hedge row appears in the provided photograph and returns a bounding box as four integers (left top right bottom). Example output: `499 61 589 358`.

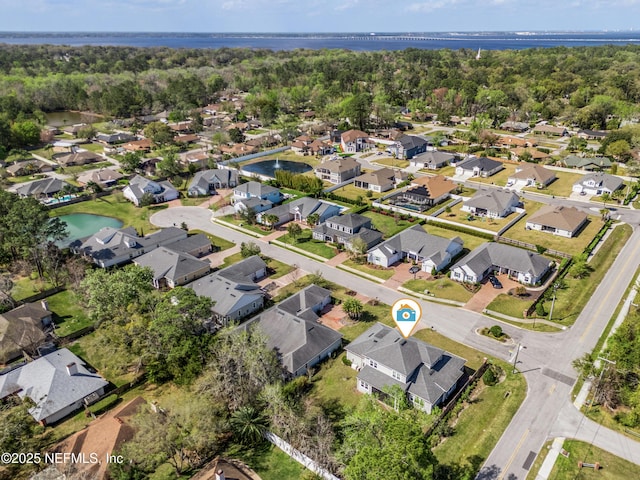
584 220 612 256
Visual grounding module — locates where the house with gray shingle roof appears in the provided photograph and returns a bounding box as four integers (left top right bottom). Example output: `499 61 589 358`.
461 189 521 218
234 197 274 215
257 197 340 227
188 169 239 196
451 242 552 285
188 255 266 324
312 213 383 250
233 181 281 203
563 155 612 171
315 157 361 184
410 150 460 169
0 348 108 425
0 301 53 364
353 167 407 193
395 135 429 159
455 157 504 178
71 226 187 268
123 175 179 206
572 172 623 196
133 247 210 289
244 285 342 377
367 225 463 271
15 177 71 199
346 323 465 413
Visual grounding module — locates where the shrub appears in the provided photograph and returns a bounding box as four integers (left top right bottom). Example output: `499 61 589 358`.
483 367 498 386
489 325 503 338
535 301 546 317
342 356 352 367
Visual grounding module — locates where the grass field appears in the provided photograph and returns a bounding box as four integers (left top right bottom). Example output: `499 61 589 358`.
442 200 520 232
331 182 384 201
342 259 395 280
423 223 488 251
51 193 158 233
310 352 361 408
524 171 585 197
542 223 633 325
46 290 92 337
362 211 418 238
278 229 337 258
219 215 268 236
403 278 474 303
486 293 535 318
10 276 55 301
373 157 410 168
189 229 235 251
226 444 305 480
503 214 604 256
541 440 640 480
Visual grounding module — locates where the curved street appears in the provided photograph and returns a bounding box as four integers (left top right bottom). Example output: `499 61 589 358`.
151 206 640 479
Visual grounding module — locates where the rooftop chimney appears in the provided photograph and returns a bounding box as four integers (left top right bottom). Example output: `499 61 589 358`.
41 299 50 311
66 362 78 376
215 469 226 480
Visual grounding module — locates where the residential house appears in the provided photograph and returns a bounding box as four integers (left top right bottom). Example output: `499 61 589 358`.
188 169 239 196
454 157 504 178
164 234 214 258
139 157 160 176
312 213 383 250
410 150 459 170
180 151 209 170
123 175 179 206
563 155 612 171
122 139 152 153
234 197 274 215
346 323 465 413
341 129 372 153
315 157 361 184
77 168 123 188
510 147 550 162
353 167 407 193
0 348 108 425
95 132 134 145
189 255 267 324
71 226 187 268
0 301 53 364
394 135 429 159
168 121 193 133
309 139 334 156
62 124 87 136
533 124 568 136
389 175 457 211
572 172 623 195
495 136 530 149
367 225 463 271
291 140 311 155
6 160 53 177
57 150 101 167
52 396 145 480
500 121 530 132
233 181 282 203
506 164 556 189
15 177 71 199
525 205 588 238
203 104 223 116
245 135 279 149
244 285 342 378
451 242 552 285
134 247 210 289
174 134 199 145
461 189 521 218
257 197 340 227
577 129 608 140
219 143 258 156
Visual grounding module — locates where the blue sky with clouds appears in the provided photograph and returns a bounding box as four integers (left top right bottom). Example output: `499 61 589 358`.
1 0 640 32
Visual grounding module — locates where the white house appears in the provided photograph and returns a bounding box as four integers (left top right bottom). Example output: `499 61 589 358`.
123 175 179 206
525 205 588 238
461 189 521 218
572 172 623 196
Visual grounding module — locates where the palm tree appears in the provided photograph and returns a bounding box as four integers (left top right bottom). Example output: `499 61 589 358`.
287 222 302 241
342 297 364 320
230 406 269 445
264 214 280 230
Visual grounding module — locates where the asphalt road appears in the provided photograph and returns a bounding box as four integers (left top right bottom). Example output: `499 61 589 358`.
150 206 640 479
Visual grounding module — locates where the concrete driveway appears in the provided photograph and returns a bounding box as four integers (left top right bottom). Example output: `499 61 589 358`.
463 274 521 313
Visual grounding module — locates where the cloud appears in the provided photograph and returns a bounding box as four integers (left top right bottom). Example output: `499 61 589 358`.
406 0 461 13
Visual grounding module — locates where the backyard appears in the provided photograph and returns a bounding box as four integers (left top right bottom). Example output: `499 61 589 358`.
502 214 604 256
423 223 488 251
523 171 585 197
331 182 385 201
46 290 92 337
438 200 524 233
372 157 410 169
362 210 419 238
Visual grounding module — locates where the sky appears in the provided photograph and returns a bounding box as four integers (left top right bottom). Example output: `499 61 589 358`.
1 0 640 33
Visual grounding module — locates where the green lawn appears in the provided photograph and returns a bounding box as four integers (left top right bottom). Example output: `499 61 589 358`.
362 211 418 238
423 224 488 251
545 440 640 479
342 259 395 280
442 200 523 233
524 171 585 197
266 257 295 279
466 163 517 187
60 161 113 175
486 293 536 319
403 278 474 303
540 224 632 326
219 215 268 236
222 251 244 267
189 229 235 251
10 276 56 301
226 444 305 480
310 352 361 408
331 182 384 201
278 229 337 259
373 157 410 168
51 193 158 233
6 173 49 184
503 214 604 256
46 290 93 337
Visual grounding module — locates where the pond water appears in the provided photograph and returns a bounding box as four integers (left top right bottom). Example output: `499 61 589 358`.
56 213 123 246
242 159 312 178
45 111 103 127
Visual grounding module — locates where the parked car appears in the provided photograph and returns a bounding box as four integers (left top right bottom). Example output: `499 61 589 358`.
488 275 503 289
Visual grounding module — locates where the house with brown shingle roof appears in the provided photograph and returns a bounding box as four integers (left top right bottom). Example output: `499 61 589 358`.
315 157 361 184
533 124 568 136
525 205 588 238
511 147 550 162
389 175 457 211
57 150 100 167
341 129 372 153
353 167 407 193
507 164 556 189
495 136 530 148
123 138 152 152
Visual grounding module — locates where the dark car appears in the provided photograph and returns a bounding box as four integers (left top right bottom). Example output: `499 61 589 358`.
488 275 503 289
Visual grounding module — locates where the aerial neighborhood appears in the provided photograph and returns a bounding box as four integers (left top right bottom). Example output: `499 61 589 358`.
1 41 640 480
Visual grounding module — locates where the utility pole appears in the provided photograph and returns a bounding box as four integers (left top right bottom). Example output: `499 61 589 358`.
512 342 525 374
590 356 616 408
548 282 560 323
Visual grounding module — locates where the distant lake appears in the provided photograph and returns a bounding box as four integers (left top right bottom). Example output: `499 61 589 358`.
3 31 640 51
56 213 123 246
44 111 104 128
